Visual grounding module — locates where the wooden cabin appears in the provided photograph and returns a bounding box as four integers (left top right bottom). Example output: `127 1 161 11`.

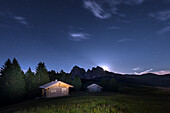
39 80 73 98
87 83 102 92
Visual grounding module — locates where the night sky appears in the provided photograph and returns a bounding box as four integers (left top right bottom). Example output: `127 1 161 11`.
0 0 170 74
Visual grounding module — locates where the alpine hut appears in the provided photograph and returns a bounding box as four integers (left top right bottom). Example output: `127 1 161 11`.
87 83 102 92
39 80 73 98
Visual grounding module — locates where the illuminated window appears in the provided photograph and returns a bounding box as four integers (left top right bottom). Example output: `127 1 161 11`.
51 90 56 93
62 88 66 92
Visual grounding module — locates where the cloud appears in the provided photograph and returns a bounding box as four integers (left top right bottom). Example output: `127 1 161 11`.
158 26 170 34
135 68 153 75
149 10 170 34
69 33 91 41
134 68 170 75
83 0 145 19
132 67 141 71
0 10 30 29
149 10 170 21
116 38 132 43
152 70 170 75
108 26 120 30
13 16 25 20
83 1 111 19
13 16 29 26
19 20 29 25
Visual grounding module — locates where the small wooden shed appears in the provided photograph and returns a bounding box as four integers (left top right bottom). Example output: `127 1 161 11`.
39 80 73 98
87 83 102 92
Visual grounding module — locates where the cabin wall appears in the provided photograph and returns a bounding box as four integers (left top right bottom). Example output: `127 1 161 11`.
45 83 69 98
88 87 101 92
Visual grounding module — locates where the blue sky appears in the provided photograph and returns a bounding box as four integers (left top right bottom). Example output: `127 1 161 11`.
0 0 170 74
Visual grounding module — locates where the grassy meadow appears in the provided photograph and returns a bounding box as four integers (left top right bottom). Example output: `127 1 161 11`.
0 85 170 113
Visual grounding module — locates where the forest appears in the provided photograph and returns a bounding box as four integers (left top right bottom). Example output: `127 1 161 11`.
0 58 118 106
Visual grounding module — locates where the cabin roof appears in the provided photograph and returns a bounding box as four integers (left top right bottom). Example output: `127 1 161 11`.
87 83 102 89
39 81 73 89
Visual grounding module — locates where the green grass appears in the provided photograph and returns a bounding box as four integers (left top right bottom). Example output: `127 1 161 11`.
1 86 170 113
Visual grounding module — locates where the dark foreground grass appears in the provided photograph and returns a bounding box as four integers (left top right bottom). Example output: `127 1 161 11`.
1 86 170 113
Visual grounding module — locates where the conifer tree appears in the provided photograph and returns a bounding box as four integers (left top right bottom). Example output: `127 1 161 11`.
25 67 37 97
0 58 12 77
110 78 119 92
101 78 110 91
0 58 26 101
72 75 82 91
0 59 12 100
35 62 50 86
62 74 72 84
6 58 26 100
48 70 57 81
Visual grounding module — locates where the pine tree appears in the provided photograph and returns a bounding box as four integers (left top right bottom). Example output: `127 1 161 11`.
0 58 12 77
25 67 37 97
0 58 26 101
48 70 57 81
0 59 12 100
110 78 119 92
72 75 82 91
62 74 72 84
6 58 26 100
0 59 12 99
101 78 110 91
60 70 66 75
35 62 50 86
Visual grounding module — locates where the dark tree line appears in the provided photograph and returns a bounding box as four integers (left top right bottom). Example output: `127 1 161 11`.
0 58 119 106
101 78 119 92
0 58 82 106
0 58 26 102
0 58 50 105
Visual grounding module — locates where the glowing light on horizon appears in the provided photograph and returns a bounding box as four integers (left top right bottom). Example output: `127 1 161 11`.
102 66 109 71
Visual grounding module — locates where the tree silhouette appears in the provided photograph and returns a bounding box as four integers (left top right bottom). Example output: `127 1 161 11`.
110 78 119 92
101 78 110 91
72 75 82 91
48 70 57 81
1 58 26 101
25 67 38 98
0 59 12 100
35 62 50 85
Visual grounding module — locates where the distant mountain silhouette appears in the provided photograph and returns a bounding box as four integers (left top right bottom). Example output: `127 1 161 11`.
70 66 170 87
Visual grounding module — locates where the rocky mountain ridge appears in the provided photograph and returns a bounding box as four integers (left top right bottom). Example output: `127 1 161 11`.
70 66 117 79
70 66 170 87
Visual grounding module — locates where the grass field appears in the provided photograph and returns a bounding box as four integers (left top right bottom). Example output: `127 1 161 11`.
1 85 170 113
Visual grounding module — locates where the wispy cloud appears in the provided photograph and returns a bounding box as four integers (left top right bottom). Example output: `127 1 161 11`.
84 1 111 19
83 0 145 19
134 68 170 75
108 26 120 30
135 68 153 75
158 26 170 34
132 67 141 71
149 10 170 21
152 70 170 75
69 33 91 41
13 16 29 26
149 10 170 34
13 16 25 20
0 11 30 28
116 38 132 43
